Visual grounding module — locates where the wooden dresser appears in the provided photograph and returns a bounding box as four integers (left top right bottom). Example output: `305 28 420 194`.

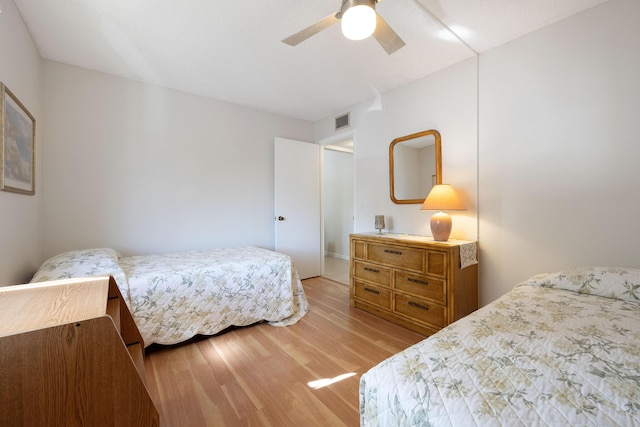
350 233 478 336
0 276 159 426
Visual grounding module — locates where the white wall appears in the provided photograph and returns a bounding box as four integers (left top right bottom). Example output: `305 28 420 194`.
323 148 354 259
4 0 637 308
0 0 43 285
478 0 640 304
316 0 640 308
315 57 478 241
41 61 314 259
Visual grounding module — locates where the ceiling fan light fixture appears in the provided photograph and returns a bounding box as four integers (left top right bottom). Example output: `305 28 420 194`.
341 0 377 41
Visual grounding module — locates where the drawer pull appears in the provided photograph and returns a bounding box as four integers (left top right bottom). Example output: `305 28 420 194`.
383 249 403 255
408 278 428 286
364 267 379 273
408 301 429 311
364 287 380 295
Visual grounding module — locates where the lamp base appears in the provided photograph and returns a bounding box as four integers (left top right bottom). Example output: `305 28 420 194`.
430 211 452 241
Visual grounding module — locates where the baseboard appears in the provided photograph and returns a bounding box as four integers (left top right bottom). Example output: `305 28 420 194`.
325 252 348 261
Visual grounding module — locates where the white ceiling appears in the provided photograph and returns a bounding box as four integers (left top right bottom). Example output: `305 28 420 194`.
13 0 607 122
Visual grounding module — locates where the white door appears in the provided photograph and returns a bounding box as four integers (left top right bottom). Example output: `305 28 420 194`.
274 137 321 279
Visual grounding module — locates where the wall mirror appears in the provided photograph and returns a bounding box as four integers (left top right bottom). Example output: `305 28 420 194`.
389 129 442 204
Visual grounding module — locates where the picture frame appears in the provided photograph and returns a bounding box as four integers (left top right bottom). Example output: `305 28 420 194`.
1 83 35 195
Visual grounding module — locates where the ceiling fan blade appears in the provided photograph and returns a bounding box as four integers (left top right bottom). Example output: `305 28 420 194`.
282 13 340 46
373 13 405 54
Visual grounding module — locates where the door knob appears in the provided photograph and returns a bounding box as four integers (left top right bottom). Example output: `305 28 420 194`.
277 216 286 221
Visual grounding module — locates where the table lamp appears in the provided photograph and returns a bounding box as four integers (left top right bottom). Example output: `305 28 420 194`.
420 184 465 241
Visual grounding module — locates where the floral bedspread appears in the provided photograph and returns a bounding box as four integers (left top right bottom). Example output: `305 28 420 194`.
31 247 308 346
119 246 308 346
360 267 640 426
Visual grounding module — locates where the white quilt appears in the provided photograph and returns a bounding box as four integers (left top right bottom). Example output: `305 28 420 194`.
31 246 308 346
360 267 640 426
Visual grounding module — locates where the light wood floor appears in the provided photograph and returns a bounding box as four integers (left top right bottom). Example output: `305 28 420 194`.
144 276 424 426
323 255 349 285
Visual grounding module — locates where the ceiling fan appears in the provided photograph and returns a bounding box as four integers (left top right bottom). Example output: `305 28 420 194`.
282 0 406 55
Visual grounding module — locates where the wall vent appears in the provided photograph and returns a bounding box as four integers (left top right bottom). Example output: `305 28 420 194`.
335 113 350 131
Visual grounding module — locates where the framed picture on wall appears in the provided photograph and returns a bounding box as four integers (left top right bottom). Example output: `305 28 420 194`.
1 83 35 195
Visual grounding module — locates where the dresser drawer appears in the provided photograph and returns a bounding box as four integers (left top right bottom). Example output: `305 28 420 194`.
354 281 392 309
394 294 445 328
425 251 447 277
353 260 391 287
353 240 366 260
366 243 425 271
394 271 446 304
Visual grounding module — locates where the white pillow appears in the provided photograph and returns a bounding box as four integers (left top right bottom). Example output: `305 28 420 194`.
31 248 128 289
519 266 640 303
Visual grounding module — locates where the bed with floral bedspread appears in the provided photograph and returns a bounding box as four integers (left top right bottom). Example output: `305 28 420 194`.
30 247 308 346
360 266 640 426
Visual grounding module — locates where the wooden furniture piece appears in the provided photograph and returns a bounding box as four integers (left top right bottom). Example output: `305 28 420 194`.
0 276 159 426
350 233 478 336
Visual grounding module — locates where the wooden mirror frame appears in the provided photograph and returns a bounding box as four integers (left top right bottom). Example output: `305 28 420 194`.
389 129 442 204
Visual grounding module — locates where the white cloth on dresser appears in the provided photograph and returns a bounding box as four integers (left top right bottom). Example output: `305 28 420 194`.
459 241 477 268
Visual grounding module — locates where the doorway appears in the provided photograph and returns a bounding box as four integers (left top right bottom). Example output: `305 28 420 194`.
321 136 354 285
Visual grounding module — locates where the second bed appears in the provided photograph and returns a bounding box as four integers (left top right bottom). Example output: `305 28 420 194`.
30 246 308 346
